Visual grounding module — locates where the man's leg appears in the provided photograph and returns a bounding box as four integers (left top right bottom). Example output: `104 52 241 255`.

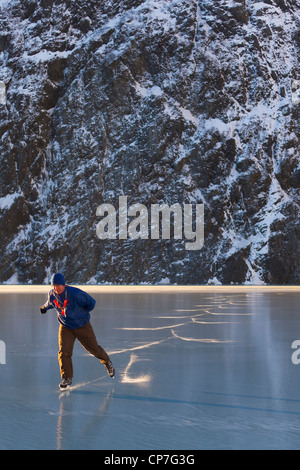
74 321 114 376
58 324 76 379
74 321 110 362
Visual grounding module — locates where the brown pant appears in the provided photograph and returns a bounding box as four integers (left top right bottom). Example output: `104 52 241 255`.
58 321 110 379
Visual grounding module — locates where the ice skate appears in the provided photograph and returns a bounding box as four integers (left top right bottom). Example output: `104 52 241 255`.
102 359 115 378
59 378 72 390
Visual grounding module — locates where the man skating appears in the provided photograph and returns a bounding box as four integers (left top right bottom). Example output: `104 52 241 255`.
40 273 115 390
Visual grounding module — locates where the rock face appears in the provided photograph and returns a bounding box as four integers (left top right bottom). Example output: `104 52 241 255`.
0 0 299 285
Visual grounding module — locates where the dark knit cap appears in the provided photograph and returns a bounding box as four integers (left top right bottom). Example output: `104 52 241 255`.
51 273 65 285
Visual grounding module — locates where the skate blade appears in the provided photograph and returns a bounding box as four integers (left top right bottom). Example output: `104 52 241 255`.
59 385 71 391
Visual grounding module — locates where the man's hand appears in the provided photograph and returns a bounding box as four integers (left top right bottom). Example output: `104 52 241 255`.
40 306 47 314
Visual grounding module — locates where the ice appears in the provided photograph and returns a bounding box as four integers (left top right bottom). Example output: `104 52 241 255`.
0 286 300 450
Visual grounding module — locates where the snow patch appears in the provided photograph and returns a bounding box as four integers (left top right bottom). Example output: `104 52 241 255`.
3 272 19 284
0 192 23 210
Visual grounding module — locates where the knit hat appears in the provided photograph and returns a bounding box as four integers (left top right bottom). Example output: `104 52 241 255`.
51 273 66 285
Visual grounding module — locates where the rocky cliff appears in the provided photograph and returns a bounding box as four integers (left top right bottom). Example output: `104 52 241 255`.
0 0 299 285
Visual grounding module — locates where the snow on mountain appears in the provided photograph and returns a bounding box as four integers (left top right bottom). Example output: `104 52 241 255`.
0 0 299 284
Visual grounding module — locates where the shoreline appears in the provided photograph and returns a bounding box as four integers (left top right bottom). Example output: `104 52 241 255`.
0 285 298 294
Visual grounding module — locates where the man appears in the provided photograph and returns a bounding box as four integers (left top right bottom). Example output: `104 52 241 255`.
40 273 115 390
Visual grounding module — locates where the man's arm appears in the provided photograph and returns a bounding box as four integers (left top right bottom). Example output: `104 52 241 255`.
40 293 54 314
76 290 96 312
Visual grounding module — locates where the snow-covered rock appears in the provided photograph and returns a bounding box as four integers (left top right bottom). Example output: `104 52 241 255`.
0 0 299 284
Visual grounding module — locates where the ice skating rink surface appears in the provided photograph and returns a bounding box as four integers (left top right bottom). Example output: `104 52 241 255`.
0 285 299 450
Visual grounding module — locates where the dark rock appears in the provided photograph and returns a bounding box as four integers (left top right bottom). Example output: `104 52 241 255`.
0 0 298 285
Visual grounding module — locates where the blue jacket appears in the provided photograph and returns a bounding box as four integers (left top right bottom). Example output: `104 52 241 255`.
43 285 96 329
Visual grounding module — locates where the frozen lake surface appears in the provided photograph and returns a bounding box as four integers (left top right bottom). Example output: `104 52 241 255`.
0 286 300 450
